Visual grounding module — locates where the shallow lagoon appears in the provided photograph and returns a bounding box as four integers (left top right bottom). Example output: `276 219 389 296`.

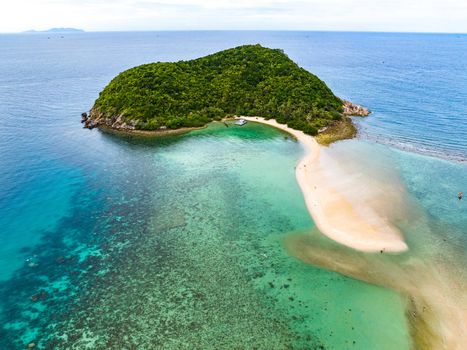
0 122 411 348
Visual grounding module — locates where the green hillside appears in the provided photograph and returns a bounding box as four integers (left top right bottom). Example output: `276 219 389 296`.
89 44 344 135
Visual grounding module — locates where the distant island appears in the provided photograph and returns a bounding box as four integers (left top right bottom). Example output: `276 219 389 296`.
24 28 84 33
84 44 369 142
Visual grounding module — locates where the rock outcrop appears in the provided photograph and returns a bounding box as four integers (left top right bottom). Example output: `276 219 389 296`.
342 100 370 116
82 109 137 131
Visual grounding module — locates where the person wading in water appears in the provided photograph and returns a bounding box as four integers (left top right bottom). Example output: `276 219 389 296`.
458 192 463 200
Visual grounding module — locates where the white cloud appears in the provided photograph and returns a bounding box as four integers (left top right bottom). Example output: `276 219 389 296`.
0 0 466 33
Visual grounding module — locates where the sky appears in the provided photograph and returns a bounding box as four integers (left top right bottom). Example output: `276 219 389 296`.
1 0 467 33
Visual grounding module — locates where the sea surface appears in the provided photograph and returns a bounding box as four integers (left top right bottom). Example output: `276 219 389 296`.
0 31 466 349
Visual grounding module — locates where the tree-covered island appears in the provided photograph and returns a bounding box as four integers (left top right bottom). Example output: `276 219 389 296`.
83 45 369 141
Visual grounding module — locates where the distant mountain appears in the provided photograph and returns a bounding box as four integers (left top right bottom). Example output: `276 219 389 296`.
24 28 84 33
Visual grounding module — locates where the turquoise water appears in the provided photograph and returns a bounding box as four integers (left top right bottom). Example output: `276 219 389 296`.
0 123 410 348
0 31 466 348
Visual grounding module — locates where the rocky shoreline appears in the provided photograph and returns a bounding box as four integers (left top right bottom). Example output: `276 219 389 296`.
81 109 207 137
81 101 370 136
342 100 370 117
81 110 138 131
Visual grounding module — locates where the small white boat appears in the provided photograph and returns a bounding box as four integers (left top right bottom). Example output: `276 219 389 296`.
235 119 247 126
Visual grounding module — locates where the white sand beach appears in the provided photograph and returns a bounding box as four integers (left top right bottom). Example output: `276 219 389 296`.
242 117 408 253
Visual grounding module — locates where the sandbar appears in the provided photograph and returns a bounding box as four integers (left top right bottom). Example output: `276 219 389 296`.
241 117 408 253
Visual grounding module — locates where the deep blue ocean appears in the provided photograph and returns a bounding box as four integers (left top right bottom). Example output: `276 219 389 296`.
1 31 466 348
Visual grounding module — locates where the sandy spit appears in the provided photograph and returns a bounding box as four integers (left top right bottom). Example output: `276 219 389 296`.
241 117 408 253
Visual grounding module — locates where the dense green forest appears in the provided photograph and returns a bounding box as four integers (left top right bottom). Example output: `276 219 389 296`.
90 45 344 134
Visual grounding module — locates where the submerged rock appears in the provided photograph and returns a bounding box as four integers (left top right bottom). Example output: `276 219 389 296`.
30 291 48 302
56 256 66 264
81 112 88 124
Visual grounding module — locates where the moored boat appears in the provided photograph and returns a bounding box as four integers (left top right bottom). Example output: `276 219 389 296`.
235 119 247 126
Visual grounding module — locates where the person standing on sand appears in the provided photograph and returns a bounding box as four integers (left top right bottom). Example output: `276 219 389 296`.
458 192 463 200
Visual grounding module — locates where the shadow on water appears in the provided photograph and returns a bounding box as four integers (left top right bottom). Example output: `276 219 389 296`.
98 127 192 149
97 121 296 149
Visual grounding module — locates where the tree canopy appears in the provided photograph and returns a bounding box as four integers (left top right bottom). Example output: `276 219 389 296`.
91 44 343 135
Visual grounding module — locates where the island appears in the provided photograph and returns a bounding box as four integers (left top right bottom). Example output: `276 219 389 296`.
83 44 369 143
24 28 84 33
82 45 408 254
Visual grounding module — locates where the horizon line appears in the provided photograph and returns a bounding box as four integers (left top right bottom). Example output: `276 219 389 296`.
2 29 467 35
